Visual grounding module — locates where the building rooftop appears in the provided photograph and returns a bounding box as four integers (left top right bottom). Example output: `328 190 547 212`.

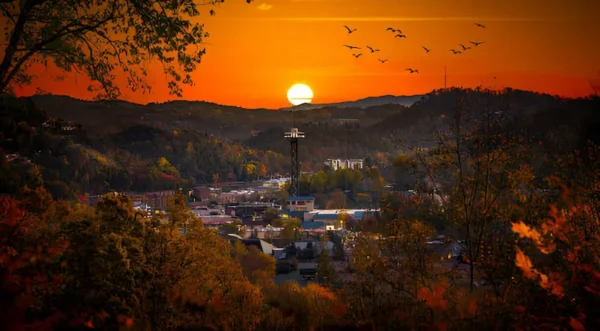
287 196 315 201
310 209 380 220
301 221 326 230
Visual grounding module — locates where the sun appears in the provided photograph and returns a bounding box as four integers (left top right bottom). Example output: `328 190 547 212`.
287 83 313 106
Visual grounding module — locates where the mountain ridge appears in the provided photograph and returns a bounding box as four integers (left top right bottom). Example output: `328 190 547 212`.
24 93 425 112
280 94 425 111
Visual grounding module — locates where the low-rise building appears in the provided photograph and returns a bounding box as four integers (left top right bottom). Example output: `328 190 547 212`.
324 158 364 171
198 215 236 227
286 196 315 212
225 202 276 218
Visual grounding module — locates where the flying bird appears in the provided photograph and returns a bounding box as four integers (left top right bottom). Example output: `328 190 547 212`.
470 41 484 47
450 49 462 54
395 34 407 38
378 58 388 63
344 45 361 50
344 25 357 34
459 44 471 51
387 27 402 33
475 23 486 28
422 46 431 53
366 46 380 53
353 53 362 58
405 68 418 73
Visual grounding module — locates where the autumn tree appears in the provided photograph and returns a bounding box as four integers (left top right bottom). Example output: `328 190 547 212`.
392 153 417 190
326 189 347 209
238 245 276 288
0 0 254 98
413 93 537 293
511 144 600 330
262 282 345 330
0 187 71 330
219 219 244 236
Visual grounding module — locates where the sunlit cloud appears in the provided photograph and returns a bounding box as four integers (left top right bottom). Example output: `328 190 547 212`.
272 16 568 22
257 3 273 11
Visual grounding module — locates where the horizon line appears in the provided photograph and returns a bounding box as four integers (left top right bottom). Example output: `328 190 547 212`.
19 86 589 110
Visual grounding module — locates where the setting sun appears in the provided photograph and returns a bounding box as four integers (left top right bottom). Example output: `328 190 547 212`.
287 83 313 106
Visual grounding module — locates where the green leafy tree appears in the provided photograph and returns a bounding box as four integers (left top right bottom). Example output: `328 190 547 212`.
280 218 301 246
317 243 337 286
263 207 279 223
0 0 254 97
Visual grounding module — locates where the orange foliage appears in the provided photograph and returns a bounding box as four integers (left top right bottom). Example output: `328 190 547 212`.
418 281 448 310
569 317 585 331
515 246 564 297
0 193 70 329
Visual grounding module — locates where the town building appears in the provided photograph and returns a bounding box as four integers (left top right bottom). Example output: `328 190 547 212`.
197 215 237 227
286 196 315 212
192 186 221 201
225 202 277 219
126 190 176 211
282 195 378 231
324 158 364 171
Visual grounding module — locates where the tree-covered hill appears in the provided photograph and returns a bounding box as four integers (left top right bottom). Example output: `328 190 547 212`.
6 88 599 199
1 96 288 199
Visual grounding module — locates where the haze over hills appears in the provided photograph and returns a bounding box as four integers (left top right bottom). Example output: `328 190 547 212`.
280 94 425 111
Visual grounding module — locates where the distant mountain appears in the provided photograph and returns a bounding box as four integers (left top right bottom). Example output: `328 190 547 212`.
21 88 597 165
280 94 425 111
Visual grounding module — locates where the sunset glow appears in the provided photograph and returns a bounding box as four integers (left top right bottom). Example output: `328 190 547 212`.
7 0 600 108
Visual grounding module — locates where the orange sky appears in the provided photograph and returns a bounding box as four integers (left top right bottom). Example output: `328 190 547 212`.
11 0 600 108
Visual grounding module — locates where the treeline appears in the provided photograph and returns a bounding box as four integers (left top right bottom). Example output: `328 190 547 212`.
0 96 288 199
294 168 386 209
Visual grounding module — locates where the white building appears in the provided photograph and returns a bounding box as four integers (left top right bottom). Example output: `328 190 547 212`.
324 158 364 171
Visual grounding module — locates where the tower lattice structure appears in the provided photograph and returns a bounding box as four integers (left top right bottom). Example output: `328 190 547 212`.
284 127 304 197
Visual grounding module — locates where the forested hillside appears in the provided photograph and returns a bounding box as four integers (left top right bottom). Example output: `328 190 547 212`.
0 96 288 199
4 88 599 199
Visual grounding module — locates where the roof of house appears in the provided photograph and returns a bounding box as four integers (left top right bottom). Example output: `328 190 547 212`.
301 221 326 230
312 213 340 220
287 196 315 201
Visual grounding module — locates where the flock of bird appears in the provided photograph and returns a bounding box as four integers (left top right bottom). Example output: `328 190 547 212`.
342 23 487 74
